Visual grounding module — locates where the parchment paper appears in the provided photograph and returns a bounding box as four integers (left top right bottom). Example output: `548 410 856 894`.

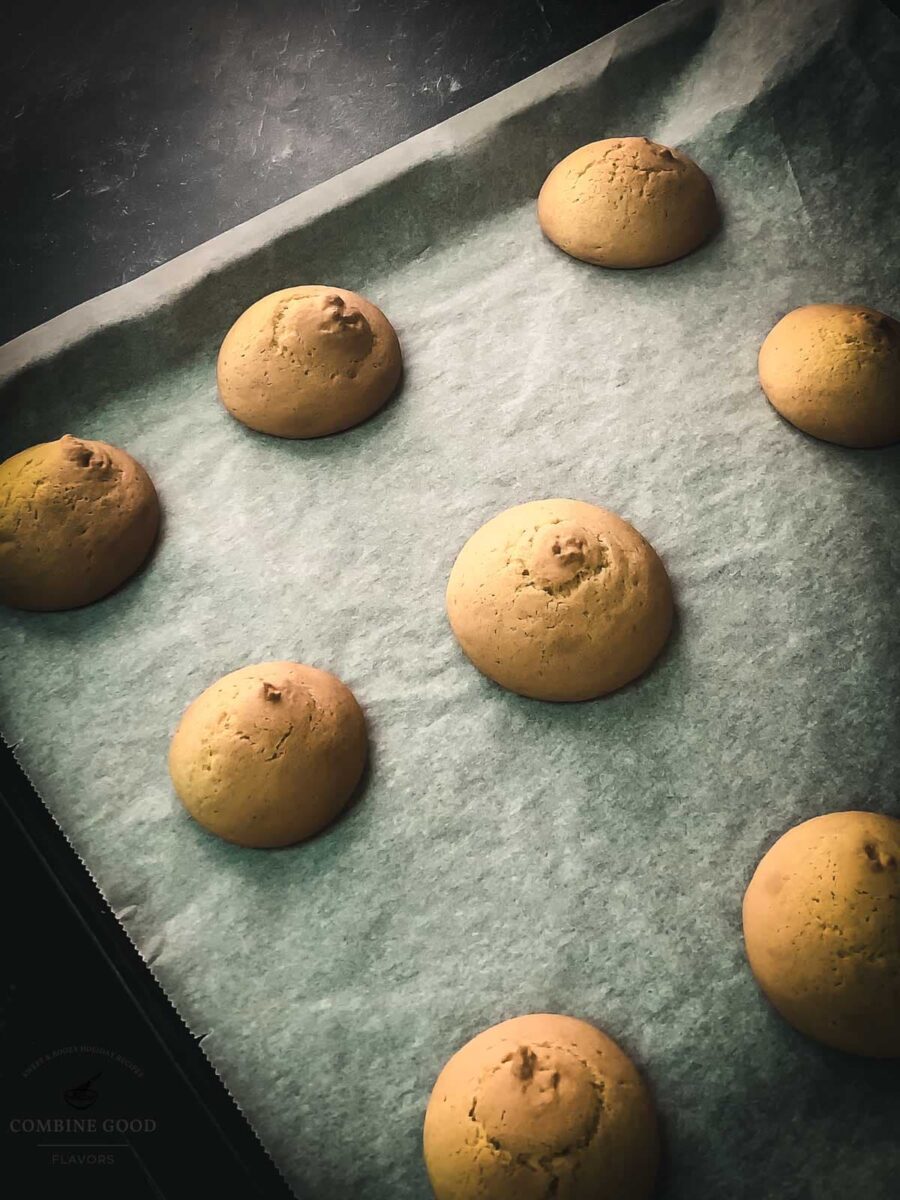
2 1 900 1196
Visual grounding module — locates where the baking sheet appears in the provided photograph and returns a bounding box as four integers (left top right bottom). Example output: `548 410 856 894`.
2 0 900 1195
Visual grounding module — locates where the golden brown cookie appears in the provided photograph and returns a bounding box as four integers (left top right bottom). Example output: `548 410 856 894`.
743 811 900 1057
446 498 673 702
758 304 900 447
216 285 402 438
169 661 367 848
0 434 159 611
423 1013 659 1200
537 136 718 268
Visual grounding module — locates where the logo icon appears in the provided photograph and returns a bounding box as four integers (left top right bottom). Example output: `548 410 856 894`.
63 1072 101 1111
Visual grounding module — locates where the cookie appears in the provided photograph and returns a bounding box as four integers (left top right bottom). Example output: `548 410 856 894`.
538 136 718 268
423 1013 658 1200
168 661 367 848
0 434 159 611
758 303 900 447
446 498 673 701
216 285 402 438
743 810 900 1056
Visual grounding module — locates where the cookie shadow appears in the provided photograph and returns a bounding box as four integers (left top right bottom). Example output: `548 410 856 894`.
658 1021 900 1198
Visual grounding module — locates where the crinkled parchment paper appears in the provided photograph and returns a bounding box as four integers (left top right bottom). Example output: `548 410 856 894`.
2 1 899 1195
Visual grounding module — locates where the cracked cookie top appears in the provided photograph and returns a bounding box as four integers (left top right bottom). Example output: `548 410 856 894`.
743 810 900 1056
538 136 718 268
446 498 673 701
0 434 160 611
471 1042 603 1162
424 1012 659 1200
217 285 402 439
758 303 900 447
168 660 367 848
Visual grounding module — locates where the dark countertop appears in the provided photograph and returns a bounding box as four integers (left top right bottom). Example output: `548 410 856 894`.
1 0 654 345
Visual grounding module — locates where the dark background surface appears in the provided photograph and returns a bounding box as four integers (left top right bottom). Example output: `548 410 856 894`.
1 3 657 1197
1 0 657 345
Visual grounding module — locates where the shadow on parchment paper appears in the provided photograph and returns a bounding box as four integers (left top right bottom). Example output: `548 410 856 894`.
668 1022 900 1199
707 0 900 313
787 439 900 810
758 19 900 260
433 605 689 857
0 0 720 451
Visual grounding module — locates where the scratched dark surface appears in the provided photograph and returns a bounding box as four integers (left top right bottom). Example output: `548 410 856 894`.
1 0 656 344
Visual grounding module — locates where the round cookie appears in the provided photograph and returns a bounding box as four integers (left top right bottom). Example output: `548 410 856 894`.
217 285 402 438
758 303 900 447
423 1013 658 1200
446 498 673 702
743 811 900 1057
169 661 367 848
538 136 718 268
0 434 159 611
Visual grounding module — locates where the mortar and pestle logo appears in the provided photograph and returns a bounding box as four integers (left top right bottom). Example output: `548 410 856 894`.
63 1071 101 1110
